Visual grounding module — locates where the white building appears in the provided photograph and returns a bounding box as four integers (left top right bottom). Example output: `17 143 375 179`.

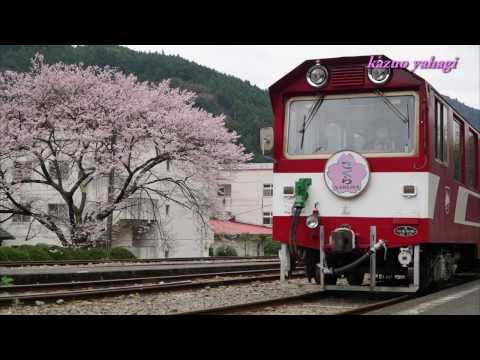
218 163 273 227
212 163 273 256
0 160 214 259
1 162 274 259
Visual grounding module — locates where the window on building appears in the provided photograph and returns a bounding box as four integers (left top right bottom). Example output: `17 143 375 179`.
166 160 171 172
452 118 463 182
12 213 31 223
12 206 31 223
435 99 448 163
165 204 170 216
48 160 70 180
466 129 478 188
217 184 232 197
13 160 33 182
48 203 69 221
263 183 273 197
263 212 272 226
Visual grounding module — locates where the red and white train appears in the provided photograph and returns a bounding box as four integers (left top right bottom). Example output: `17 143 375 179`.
261 55 480 292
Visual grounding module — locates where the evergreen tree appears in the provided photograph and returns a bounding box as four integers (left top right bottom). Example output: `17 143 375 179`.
1 45 478 162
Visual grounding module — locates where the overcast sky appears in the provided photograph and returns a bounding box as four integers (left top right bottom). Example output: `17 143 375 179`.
125 45 480 109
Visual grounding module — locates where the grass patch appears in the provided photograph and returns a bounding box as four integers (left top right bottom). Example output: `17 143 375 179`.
1 276 14 286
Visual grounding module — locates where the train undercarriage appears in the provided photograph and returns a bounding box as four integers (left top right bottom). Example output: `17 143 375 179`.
281 241 477 292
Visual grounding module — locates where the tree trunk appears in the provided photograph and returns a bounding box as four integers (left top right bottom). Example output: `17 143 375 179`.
106 168 115 250
105 132 117 250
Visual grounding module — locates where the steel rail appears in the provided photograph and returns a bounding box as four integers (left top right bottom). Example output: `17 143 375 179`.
2 273 477 313
338 272 480 315
0 271 304 306
335 294 413 315
176 291 329 315
0 256 278 268
177 273 480 315
175 291 415 315
0 268 282 294
0 259 280 269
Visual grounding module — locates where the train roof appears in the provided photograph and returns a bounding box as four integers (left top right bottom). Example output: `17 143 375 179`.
269 55 479 133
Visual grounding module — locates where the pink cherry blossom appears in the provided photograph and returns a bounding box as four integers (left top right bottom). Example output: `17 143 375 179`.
0 54 251 246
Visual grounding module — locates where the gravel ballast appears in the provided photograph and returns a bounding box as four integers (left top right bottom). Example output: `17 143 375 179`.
0 278 325 315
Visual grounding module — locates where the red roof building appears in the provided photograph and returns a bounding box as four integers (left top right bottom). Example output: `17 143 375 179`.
208 219 272 236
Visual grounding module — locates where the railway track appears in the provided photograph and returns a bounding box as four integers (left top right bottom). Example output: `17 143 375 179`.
175 272 480 315
0 268 304 306
175 291 407 315
1 257 294 286
0 256 278 268
3 265 476 314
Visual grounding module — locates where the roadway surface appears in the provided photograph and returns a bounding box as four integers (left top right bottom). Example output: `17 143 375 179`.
367 278 480 315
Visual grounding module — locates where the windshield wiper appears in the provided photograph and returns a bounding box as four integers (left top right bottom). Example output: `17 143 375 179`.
299 94 325 149
375 89 409 125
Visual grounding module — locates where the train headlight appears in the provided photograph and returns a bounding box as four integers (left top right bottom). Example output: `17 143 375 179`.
305 211 319 229
367 67 391 85
306 64 328 88
398 247 412 267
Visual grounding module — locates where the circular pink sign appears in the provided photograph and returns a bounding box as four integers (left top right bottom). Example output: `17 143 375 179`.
324 150 370 198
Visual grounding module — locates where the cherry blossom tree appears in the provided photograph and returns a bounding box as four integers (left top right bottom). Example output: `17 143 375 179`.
0 54 250 246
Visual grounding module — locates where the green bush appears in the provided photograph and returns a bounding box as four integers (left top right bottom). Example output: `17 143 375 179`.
215 245 238 257
46 246 71 260
72 248 93 260
0 244 136 261
10 247 32 261
109 247 136 260
263 238 280 256
0 248 9 261
27 246 52 261
0 247 30 261
33 244 51 252
87 248 110 260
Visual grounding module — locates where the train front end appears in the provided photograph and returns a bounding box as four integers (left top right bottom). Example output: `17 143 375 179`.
263 55 429 292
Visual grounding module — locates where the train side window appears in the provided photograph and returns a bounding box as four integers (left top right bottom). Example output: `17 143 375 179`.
466 129 478 188
442 105 448 162
434 99 448 164
452 117 463 182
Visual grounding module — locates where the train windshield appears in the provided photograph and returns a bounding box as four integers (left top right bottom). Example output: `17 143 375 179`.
286 94 416 156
